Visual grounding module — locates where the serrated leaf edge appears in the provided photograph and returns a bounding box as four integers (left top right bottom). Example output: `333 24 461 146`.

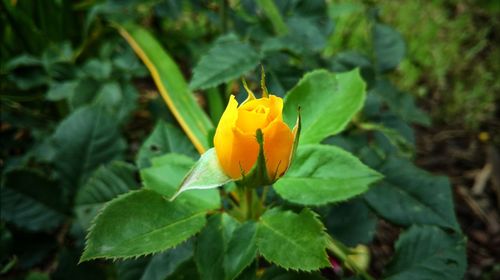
255 208 330 272
79 189 207 263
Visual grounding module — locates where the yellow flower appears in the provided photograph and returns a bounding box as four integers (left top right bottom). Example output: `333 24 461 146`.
214 94 295 181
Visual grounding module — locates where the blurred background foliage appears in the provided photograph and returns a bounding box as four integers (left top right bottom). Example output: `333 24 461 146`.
1 0 499 279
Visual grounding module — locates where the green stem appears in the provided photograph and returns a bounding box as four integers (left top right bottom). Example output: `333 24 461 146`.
256 0 288 36
326 237 375 280
260 185 268 207
220 0 228 33
245 187 253 220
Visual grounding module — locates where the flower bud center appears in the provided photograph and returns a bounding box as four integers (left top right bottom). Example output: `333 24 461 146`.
253 105 269 114
236 104 271 134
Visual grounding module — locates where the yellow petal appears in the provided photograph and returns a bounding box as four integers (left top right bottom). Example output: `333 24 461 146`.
266 95 284 122
214 95 239 178
262 118 294 180
228 127 260 178
236 104 270 134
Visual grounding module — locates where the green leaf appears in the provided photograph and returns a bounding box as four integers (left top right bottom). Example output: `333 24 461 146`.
117 240 194 280
51 105 126 193
46 80 78 101
141 240 194 280
358 122 414 157
195 214 240 280
116 257 150 280
68 78 100 109
371 79 430 126
283 69 366 144
0 169 65 232
62 79 137 123
384 225 466 280
190 33 260 90
206 87 225 124
171 148 232 200
94 81 139 124
322 198 377 247
80 189 207 261
364 156 459 230
168 259 201 280
52 247 108 280
136 121 197 169
261 16 331 55
1 1 47 54
75 161 138 230
117 22 213 153
256 0 288 35
141 153 221 211
373 23 405 73
330 51 372 72
82 59 112 81
274 145 382 205
224 221 258 280
256 208 330 271
260 266 326 280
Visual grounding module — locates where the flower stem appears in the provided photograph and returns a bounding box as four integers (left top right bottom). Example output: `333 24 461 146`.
260 185 269 206
245 187 253 220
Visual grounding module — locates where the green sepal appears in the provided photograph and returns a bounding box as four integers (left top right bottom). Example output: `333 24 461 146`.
236 107 301 188
288 107 302 170
260 65 269 98
170 148 233 200
236 129 273 189
241 78 256 105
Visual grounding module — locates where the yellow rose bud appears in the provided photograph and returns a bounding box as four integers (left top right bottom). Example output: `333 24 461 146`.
214 94 295 181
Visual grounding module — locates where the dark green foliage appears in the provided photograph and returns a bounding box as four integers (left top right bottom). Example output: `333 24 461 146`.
0 0 468 279
322 198 377 247
1 169 65 232
384 226 466 280
365 157 459 230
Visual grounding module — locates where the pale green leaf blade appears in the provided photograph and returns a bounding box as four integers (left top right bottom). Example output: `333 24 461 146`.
75 161 138 230
171 148 232 200
256 208 329 271
51 105 126 192
81 189 206 261
274 145 382 205
117 22 213 153
224 221 258 280
364 156 459 230
189 33 260 90
373 23 405 73
136 121 197 169
283 69 366 144
141 153 221 211
195 214 240 280
384 226 466 280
